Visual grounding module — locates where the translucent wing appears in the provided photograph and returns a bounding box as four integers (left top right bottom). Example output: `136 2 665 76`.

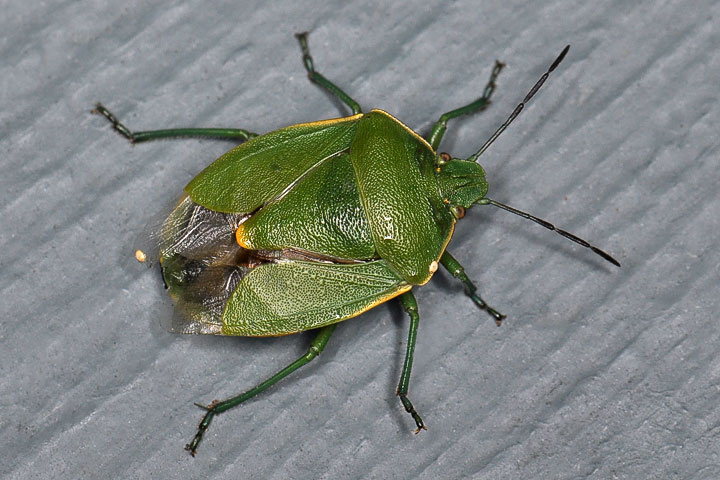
149 195 252 334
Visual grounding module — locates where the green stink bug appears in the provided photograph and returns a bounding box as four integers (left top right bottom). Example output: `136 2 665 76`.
94 33 619 456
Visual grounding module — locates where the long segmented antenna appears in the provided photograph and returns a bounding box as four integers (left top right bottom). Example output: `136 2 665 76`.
468 45 570 163
478 198 620 267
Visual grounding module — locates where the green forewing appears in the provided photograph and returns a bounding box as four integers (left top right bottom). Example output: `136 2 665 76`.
222 259 409 336
186 115 361 213
351 111 455 284
236 151 375 260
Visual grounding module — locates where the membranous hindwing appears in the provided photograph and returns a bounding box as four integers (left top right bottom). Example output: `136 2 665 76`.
155 194 251 334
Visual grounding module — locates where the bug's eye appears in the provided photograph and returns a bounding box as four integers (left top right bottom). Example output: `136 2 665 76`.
452 206 466 219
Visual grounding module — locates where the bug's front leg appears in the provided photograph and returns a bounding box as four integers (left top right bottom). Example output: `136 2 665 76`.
396 291 427 433
295 32 362 115
426 60 504 151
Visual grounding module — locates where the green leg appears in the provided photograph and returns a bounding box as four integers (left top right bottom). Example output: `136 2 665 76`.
440 251 506 325
396 291 427 433
427 60 505 151
295 32 362 115
185 324 336 456
92 103 258 143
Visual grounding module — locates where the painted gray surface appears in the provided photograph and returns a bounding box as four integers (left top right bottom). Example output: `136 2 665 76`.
2 1 719 478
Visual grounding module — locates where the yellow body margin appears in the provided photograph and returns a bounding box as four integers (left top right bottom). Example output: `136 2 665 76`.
286 112 365 130
350 283 413 319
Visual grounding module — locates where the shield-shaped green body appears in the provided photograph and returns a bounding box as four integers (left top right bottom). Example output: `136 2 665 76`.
159 109 484 336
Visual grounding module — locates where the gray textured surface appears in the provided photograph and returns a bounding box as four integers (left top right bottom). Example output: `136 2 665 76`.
2 1 719 478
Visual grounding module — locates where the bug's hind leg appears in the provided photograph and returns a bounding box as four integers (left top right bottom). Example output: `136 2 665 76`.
426 60 505 150
92 103 258 143
440 251 505 326
396 291 427 433
185 324 336 456
295 32 362 115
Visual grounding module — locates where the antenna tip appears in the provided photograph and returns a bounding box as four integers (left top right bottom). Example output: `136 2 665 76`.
592 247 621 267
550 45 571 72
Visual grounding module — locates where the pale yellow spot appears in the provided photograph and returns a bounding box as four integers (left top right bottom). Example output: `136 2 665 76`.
135 249 147 263
429 260 438 273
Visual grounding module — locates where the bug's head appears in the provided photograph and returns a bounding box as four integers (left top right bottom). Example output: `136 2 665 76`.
432 45 573 222
435 152 488 219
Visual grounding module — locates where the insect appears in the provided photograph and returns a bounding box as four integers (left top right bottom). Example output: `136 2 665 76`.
94 33 619 456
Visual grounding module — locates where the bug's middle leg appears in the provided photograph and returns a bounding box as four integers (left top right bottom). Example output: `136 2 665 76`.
396 291 427 433
427 60 505 150
92 103 259 144
440 250 505 325
295 32 362 115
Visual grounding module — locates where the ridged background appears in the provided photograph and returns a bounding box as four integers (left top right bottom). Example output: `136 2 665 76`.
2 1 718 478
